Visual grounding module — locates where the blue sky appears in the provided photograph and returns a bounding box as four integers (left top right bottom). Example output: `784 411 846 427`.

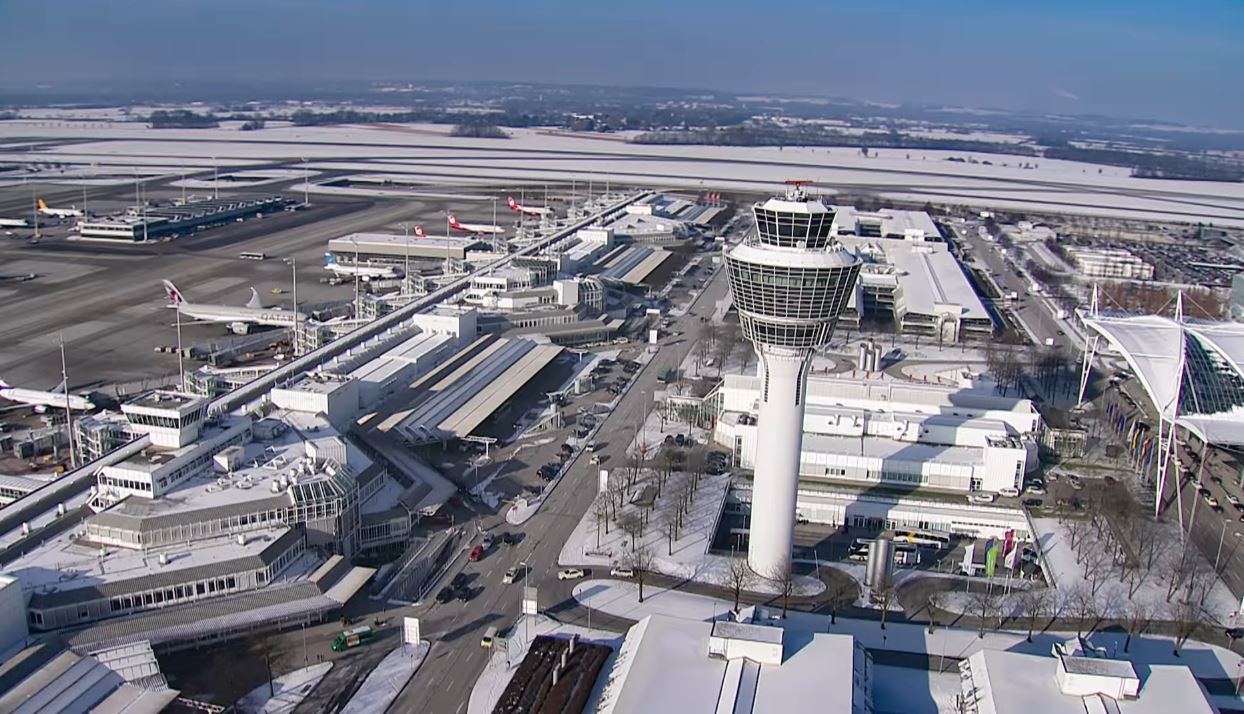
0 0 1241 128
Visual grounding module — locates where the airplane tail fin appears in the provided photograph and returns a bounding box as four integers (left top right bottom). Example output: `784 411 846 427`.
414 225 425 237
448 213 458 226
161 279 185 304
507 196 517 209
324 252 338 266
52 378 66 393
37 199 48 211
246 288 262 310
0 377 9 388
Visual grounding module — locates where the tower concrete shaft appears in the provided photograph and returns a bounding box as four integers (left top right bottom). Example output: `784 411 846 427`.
725 183 860 577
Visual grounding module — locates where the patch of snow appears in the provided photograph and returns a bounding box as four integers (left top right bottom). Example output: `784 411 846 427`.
235 662 332 714
337 642 430 714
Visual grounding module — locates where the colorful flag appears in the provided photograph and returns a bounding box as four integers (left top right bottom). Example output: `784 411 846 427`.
985 542 999 577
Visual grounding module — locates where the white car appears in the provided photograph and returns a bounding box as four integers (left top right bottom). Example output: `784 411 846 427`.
998 487 1021 498
557 568 586 581
967 493 997 505
610 566 635 578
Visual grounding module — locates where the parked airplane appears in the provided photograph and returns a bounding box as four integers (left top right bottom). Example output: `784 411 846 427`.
507 196 552 217
161 280 305 333
37 199 84 218
0 378 94 412
0 218 30 228
448 213 504 235
324 253 401 280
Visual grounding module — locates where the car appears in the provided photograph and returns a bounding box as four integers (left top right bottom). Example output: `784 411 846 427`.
1025 485 1047 496
1204 494 1221 508
436 586 455 603
502 567 519 584
451 573 468 589
481 532 495 549
675 434 686 447
1046 472 1059 482
1068 479 1084 491
456 587 474 602
502 531 515 546
967 493 997 504
610 566 635 578
557 568 586 580
998 487 1021 498
469 545 485 562
585 441 598 452
1021 547 1039 563
589 455 601 465
1229 495 1241 507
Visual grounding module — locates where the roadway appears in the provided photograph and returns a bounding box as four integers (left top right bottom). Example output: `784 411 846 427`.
385 258 732 713
953 220 1071 350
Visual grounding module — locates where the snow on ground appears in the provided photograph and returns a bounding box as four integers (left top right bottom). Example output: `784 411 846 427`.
574 579 1244 690
2 122 1242 225
466 615 624 714
235 662 332 714
171 168 320 189
337 642 430 714
1031 516 1239 622
873 665 964 714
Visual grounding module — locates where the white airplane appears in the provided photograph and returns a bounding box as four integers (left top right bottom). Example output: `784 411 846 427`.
37 199 84 218
324 253 401 280
161 280 305 330
507 196 552 217
0 378 94 412
0 218 30 228
448 213 504 235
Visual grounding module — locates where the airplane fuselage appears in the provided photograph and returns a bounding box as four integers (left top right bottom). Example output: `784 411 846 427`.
172 302 305 327
0 387 94 411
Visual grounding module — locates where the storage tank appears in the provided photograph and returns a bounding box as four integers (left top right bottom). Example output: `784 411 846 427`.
865 537 895 590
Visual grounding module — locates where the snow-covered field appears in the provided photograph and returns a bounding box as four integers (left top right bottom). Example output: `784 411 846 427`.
2 121 1241 226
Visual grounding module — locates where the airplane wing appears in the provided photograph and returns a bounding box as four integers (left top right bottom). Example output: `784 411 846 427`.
245 288 263 310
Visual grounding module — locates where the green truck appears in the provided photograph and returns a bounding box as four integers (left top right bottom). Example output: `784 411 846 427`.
330 625 374 652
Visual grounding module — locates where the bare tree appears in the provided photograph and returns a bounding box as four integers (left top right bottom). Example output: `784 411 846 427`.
1122 600 1150 653
1165 541 1200 603
726 556 754 611
686 446 707 489
1082 546 1114 597
1065 584 1097 637
828 576 858 626
1017 588 1052 642
626 544 657 603
1065 518 1094 560
767 563 797 619
659 500 679 556
591 494 610 549
1167 597 1205 656
618 511 645 549
966 589 1000 638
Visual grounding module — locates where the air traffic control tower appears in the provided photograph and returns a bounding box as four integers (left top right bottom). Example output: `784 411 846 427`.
726 182 860 576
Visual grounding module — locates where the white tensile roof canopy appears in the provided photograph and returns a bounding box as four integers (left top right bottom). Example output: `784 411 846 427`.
1082 313 1244 446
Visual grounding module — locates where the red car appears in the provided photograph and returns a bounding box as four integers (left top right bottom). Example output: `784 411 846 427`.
469 545 484 562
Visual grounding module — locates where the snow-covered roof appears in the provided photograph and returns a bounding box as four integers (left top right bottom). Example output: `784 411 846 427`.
1082 313 1244 444
599 615 862 714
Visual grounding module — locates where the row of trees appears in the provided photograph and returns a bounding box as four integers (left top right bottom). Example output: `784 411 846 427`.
983 339 1077 399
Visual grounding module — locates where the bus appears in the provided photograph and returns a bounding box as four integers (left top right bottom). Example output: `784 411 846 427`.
239 251 267 261
330 625 374 652
893 529 952 549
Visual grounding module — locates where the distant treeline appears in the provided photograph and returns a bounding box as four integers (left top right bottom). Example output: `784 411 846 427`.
450 121 508 139
632 126 1041 156
1041 144 1244 182
148 110 219 129
288 109 555 128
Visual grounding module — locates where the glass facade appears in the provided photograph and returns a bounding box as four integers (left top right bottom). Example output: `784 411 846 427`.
754 207 837 249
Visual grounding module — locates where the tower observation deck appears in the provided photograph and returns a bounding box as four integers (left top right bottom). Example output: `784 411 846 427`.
725 183 860 576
